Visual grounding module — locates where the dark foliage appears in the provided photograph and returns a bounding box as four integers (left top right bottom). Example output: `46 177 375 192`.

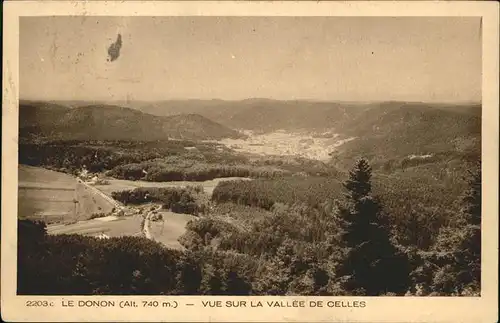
108 162 286 182
211 169 466 251
17 219 255 295
428 163 481 295
18 219 192 295
211 177 342 210
111 187 202 215
19 139 289 182
19 143 144 174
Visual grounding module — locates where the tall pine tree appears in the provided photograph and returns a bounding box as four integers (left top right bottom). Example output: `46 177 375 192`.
337 158 411 295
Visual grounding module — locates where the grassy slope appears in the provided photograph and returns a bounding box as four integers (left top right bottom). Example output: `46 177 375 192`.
74 182 116 220
19 165 116 223
18 165 77 223
330 103 481 170
149 212 196 250
47 214 144 237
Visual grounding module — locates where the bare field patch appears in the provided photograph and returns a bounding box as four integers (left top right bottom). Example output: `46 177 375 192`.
148 211 196 250
75 182 116 220
18 165 76 187
19 165 118 223
47 214 144 238
18 165 77 223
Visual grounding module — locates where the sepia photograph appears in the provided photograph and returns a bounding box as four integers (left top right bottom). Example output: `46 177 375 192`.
16 15 483 297
2 1 499 322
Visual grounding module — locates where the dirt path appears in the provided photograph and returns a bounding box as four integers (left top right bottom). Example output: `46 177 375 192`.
143 213 153 240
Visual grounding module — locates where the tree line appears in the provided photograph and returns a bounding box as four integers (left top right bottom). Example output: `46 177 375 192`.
111 187 205 216
19 140 289 182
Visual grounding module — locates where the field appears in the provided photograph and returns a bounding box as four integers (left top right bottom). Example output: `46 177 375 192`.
94 177 252 198
46 214 144 238
74 182 117 220
148 211 196 250
18 165 77 223
19 165 119 224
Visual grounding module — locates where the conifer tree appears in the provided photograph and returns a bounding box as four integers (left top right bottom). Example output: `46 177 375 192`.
337 158 411 295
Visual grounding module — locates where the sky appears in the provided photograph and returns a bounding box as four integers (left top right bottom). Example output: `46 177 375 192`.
20 16 481 103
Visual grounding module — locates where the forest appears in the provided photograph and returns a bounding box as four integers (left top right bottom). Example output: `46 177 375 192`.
18 158 481 296
19 140 293 181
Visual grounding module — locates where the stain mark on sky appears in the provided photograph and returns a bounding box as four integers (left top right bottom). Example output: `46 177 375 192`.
107 34 122 62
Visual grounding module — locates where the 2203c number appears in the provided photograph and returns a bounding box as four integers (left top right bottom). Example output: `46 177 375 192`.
26 300 53 307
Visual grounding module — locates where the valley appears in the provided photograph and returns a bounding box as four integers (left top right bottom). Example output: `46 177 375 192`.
17 99 481 296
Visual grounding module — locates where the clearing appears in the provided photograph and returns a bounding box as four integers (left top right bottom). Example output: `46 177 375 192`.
18 165 77 223
147 211 196 250
47 214 144 238
19 165 118 223
94 177 251 198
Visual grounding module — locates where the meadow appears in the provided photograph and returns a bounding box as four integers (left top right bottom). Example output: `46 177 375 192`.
20 165 120 225
47 214 144 238
18 165 77 223
94 177 251 198
148 211 196 250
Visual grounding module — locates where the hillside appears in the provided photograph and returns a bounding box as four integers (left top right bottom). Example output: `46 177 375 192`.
329 102 481 170
121 99 355 132
19 101 244 141
122 99 480 134
19 100 70 133
41 99 480 134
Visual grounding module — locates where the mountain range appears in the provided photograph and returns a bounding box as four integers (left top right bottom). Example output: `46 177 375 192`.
19 100 244 141
116 99 480 133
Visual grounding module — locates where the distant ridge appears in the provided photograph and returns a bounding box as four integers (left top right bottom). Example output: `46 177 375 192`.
104 99 481 133
19 101 244 141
